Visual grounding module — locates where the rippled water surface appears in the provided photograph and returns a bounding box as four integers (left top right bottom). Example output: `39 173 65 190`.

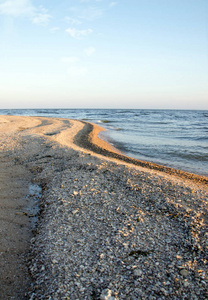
1 109 207 176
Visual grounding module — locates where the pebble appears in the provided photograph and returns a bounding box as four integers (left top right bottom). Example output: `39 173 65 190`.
180 269 189 277
134 269 143 277
184 281 189 287
100 289 116 300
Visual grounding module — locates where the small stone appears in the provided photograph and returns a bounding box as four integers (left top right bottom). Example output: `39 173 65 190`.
184 281 189 287
100 289 115 300
134 269 143 277
30 237 35 243
73 191 79 195
123 243 129 249
52 259 58 264
41 265 45 271
180 269 189 277
160 288 168 296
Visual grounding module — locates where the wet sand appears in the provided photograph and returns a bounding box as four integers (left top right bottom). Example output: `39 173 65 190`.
0 115 207 299
0 154 33 299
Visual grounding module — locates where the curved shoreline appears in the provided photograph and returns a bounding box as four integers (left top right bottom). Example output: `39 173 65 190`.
1 115 208 299
1 115 207 185
74 121 208 186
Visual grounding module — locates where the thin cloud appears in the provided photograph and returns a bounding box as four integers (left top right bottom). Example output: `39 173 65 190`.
66 28 93 39
80 6 103 20
32 7 51 25
50 27 60 33
65 16 82 25
109 2 118 7
0 0 34 16
84 47 96 56
61 56 80 63
67 66 88 77
0 0 51 25
69 6 103 21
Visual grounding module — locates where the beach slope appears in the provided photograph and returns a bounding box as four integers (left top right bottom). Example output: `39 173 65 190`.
0 116 207 299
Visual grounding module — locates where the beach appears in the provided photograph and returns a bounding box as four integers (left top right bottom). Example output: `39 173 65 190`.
0 115 207 299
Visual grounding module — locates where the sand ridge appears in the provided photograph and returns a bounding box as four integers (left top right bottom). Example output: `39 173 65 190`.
1 115 207 187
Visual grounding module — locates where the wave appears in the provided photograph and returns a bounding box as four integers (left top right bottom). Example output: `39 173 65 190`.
148 121 171 125
98 120 114 124
36 110 51 114
176 136 208 141
117 110 132 114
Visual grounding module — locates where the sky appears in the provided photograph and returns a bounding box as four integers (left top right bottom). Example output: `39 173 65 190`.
0 0 207 109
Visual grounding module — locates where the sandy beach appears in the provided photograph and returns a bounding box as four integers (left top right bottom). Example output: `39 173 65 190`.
0 115 207 299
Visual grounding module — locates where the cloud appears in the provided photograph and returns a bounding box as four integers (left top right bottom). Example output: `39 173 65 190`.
0 0 33 16
61 56 80 63
66 27 93 39
50 27 60 33
32 7 51 25
67 66 88 77
69 6 103 21
109 2 118 7
65 16 82 25
84 47 96 56
79 6 103 20
0 0 51 25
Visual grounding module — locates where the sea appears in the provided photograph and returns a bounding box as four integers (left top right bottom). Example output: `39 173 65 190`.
0 109 207 177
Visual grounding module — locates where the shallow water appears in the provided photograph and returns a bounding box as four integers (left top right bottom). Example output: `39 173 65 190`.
1 109 207 176
27 184 42 227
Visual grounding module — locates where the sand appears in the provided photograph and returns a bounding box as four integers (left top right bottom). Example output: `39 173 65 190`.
0 115 207 299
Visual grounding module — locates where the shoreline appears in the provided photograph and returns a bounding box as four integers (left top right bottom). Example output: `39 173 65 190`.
74 120 208 186
0 115 207 299
1 113 207 181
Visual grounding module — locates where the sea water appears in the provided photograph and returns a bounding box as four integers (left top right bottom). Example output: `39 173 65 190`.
1 109 207 176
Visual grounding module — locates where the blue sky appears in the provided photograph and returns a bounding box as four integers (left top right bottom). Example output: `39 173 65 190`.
0 0 207 109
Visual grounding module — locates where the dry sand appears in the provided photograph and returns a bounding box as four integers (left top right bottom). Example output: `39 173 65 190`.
0 115 207 299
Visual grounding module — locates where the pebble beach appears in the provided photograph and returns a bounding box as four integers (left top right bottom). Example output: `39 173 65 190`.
0 115 207 299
